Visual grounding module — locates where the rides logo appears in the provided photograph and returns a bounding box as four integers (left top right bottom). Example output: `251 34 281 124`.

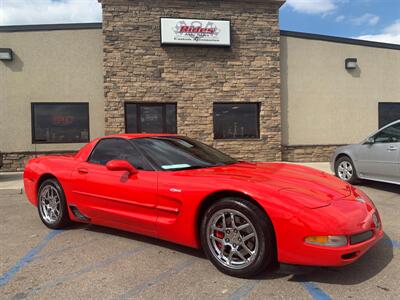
173 20 220 42
161 18 231 46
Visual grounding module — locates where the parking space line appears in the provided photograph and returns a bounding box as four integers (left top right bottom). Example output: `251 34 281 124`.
0 229 63 286
226 280 260 300
10 246 147 300
388 240 400 249
33 237 99 261
293 275 332 300
115 258 195 300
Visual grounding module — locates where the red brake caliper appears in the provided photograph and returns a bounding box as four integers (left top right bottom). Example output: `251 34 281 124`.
215 230 224 249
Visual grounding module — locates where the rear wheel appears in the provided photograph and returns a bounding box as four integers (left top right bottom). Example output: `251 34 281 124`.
37 178 71 229
335 156 359 184
200 197 275 278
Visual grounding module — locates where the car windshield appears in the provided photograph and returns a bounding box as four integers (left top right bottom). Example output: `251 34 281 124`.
131 136 237 170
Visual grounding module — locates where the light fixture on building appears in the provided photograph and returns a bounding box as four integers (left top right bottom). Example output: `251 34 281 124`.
345 58 357 70
0 48 13 61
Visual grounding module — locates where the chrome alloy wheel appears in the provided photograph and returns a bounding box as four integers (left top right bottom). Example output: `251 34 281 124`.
206 209 259 270
39 185 61 224
337 161 353 181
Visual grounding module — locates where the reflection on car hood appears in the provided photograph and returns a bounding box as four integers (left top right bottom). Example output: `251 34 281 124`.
187 162 352 206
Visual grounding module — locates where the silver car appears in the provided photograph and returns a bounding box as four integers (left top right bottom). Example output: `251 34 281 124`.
331 120 400 185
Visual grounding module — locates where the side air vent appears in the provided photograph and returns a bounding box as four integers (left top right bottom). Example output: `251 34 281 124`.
69 205 91 222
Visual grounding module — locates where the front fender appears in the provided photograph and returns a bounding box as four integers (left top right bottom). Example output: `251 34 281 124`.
331 146 359 173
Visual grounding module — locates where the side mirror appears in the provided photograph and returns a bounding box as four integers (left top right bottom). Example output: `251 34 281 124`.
365 137 375 145
106 160 138 175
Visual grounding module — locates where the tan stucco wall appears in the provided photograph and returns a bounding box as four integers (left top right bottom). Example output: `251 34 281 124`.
0 29 104 153
281 36 400 146
1 28 399 154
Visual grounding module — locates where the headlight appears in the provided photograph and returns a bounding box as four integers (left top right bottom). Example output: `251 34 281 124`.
372 213 381 229
305 235 348 247
354 188 375 208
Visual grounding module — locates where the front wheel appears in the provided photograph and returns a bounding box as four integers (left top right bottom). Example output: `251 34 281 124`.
335 156 359 184
200 198 275 278
37 178 71 229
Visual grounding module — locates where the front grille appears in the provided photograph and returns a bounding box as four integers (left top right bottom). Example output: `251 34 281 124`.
350 230 374 245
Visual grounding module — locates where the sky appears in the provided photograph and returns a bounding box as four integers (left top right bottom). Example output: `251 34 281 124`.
281 0 400 44
0 0 399 44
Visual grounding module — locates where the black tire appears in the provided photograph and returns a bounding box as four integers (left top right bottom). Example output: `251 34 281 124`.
37 178 71 229
335 156 359 184
200 197 275 278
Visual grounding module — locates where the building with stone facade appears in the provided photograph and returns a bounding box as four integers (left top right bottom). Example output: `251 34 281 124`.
1 0 399 171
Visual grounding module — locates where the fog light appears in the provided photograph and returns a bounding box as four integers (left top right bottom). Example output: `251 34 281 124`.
305 235 347 247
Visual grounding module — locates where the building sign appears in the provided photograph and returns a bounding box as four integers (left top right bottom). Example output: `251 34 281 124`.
160 18 231 47
51 115 75 126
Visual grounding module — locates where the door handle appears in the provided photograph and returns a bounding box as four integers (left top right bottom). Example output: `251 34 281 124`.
77 168 89 174
387 146 398 151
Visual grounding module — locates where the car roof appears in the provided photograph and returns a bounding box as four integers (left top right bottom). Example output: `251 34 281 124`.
75 133 179 161
102 133 178 139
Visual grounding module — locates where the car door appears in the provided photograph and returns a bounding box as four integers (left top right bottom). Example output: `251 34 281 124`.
70 138 158 236
357 122 400 183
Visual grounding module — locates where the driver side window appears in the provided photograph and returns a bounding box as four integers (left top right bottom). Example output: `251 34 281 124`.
373 123 400 144
88 138 151 170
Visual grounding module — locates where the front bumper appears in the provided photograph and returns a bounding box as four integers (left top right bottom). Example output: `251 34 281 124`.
299 228 382 266
329 151 337 173
276 200 383 267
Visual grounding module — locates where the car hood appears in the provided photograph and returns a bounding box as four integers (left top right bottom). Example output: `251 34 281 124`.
188 162 352 208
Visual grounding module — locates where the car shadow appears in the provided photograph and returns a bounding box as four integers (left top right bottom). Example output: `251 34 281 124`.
84 223 288 280
286 233 394 285
77 224 393 284
83 224 207 259
357 180 400 194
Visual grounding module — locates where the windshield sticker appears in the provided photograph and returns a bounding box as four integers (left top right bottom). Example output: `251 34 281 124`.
161 164 191 170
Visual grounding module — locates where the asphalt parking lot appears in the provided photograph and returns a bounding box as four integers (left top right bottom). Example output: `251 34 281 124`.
1 167 399 300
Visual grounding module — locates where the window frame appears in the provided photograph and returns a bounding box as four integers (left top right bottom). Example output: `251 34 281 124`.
87 137 156 171
378 102 400 129
124 102 177 134
31 102 90 144
372 122 400 144
213 102 261 140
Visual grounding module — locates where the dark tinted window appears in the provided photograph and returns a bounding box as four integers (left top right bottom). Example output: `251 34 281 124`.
32 103 89 143
213 103 259 139
379 103 400 128
125 103 177 134
374 122 400 143
88 138 151 170
132 136 236 171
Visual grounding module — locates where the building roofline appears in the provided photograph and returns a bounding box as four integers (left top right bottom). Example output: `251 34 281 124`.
0 23 102 32
280 30 400 51
0 23 398 50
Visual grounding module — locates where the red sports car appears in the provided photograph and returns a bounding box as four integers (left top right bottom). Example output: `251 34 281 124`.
24 134 383 277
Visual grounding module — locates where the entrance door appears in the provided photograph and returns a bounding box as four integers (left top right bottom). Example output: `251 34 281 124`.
125 103 177 134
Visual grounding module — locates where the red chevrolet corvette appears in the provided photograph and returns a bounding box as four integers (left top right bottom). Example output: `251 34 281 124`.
24 134 383 277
